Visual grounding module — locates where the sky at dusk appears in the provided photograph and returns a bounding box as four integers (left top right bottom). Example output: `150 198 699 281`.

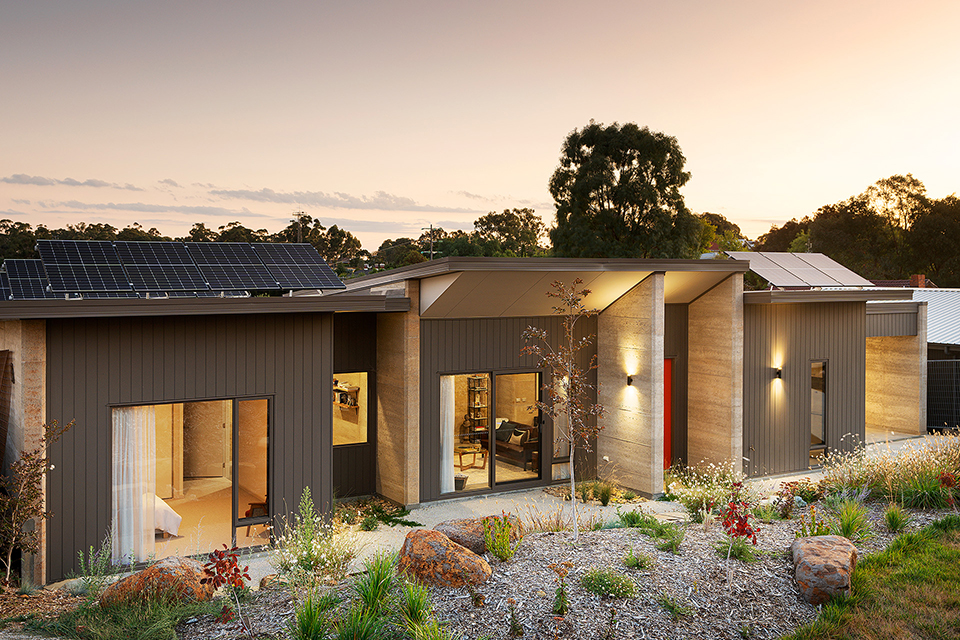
2 1 958 251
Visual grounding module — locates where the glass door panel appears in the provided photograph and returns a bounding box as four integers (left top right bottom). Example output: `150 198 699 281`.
810 361 827 466
440 373 490 494
235 398 270 547
492 372 541 485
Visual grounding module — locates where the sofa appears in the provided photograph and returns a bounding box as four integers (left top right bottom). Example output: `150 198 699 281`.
478 421 539 471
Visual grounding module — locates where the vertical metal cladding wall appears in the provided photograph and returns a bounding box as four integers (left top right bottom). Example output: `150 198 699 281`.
743 301 866 477
332 312 377 498
664 304 688 466
45 312 333 582
419 315 598 503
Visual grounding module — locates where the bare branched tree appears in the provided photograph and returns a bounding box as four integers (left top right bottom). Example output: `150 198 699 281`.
522 279 604 540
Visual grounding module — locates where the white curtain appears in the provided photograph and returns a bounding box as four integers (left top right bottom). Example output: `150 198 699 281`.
439 376 455 493
112 405 156 563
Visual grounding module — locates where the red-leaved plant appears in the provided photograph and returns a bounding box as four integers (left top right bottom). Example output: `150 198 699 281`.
941 472 957 509
201 545 252 634
719 482 758 587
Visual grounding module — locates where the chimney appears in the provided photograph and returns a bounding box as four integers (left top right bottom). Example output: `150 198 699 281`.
909 274 926 288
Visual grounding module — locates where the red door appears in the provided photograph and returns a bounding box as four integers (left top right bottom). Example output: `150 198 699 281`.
664 358 672 469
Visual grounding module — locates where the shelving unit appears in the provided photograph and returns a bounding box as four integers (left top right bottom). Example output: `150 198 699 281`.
333 384 360 410
466 374 488 431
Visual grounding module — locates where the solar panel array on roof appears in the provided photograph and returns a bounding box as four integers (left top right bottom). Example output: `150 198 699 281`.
0 240 342 301
37 240 132 293
725 252 875 288
253 243 345 290
4 259 58 300
186 243 281 290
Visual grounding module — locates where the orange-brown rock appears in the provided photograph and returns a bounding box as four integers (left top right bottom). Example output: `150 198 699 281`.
792 535 857 605
434 514 522 555
398 529 492 587
99 556 215 608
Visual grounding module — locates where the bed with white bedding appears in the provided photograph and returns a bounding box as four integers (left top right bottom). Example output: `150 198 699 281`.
154 495 182 536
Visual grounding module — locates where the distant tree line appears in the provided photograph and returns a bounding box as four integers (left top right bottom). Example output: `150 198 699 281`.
755 174 960 287
0 216 367 275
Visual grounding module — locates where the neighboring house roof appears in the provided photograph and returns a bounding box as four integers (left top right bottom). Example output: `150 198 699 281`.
870 277 938 288
724 251 874 288
910 288 960 346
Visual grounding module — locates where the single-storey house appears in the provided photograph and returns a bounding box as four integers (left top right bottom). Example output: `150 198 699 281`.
0 244 922 583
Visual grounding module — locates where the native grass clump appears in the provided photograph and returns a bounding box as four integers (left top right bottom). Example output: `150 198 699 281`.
820 433 960 505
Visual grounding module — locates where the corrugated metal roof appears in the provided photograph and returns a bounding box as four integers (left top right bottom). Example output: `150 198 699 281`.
911 289 960 346
725 251 874 287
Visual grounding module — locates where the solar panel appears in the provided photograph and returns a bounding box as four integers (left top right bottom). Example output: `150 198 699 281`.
113 242 210 291
253 243 345 289
726 252 808 287
143 291 199 299
0 272 11 301
186 243 280 290
794 253 874 287
77 291 141 299
5 259 58 299
763 253 842 287
36 240 133 292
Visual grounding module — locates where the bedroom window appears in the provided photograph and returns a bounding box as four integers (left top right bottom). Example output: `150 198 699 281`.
439 371 541 495
112 397 270 564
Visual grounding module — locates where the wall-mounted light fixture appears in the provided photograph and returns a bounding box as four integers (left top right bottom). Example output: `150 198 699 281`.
626 375 634 386
775 367 782 379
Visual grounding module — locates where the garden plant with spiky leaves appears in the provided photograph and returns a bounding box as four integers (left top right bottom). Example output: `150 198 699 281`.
522 279 604 541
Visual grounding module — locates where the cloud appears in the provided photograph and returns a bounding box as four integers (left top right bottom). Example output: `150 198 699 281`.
159 178 181 188
210 187 481 214
456 190 492 201
44 200 272 219
11 199 31 205
0 174 143 191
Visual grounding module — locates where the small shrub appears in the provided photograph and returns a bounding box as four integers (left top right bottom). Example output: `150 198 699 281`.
360 514 380 531
715 536 757 562
884 503 911 532
623 548 653 570
76 530 120 597
507 597 523 636
483 512 522 561
784 477 824 504
830 499 874 541
752 502 779 523
659 592 693 620
578 481 594 504
579 568 637 598
617 508 646 528
272 487 360 584
548 562 573 616
654 527 684 555
774 483 797 519
622 490 637 501
523 504 571 532
795 505 832 538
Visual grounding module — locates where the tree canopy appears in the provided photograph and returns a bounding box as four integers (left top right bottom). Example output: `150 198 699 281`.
549 121 699 258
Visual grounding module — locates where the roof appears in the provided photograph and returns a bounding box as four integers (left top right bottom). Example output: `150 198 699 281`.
0 294 410 320
910 289 960 346
725 252 874 288
329 257 749 319
744 289 913 304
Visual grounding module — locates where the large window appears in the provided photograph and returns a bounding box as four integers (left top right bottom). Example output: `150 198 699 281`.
112 397 270 564
440 371 541 494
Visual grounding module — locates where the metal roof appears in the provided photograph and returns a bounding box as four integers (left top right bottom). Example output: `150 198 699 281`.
725 252 874 288
911 289 960 346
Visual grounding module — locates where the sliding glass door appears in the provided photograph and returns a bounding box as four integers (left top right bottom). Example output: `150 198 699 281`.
439 371 541 495
112 396 270 564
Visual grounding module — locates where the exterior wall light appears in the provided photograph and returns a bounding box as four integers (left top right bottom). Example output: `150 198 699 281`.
775 367 782 379
627 375 634 386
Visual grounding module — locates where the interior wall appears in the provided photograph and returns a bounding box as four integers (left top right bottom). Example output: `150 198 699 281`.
238 398 268 500
155 404 174 499
183 400 231 479
332 372 368 445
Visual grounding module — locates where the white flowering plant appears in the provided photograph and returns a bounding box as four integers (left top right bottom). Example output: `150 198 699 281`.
272 486 359 586
665 459 758 522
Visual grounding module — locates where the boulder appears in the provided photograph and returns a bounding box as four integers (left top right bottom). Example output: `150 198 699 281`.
398 529 492 587
791 535 857 605
100 556 215 608
434 514 521 555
